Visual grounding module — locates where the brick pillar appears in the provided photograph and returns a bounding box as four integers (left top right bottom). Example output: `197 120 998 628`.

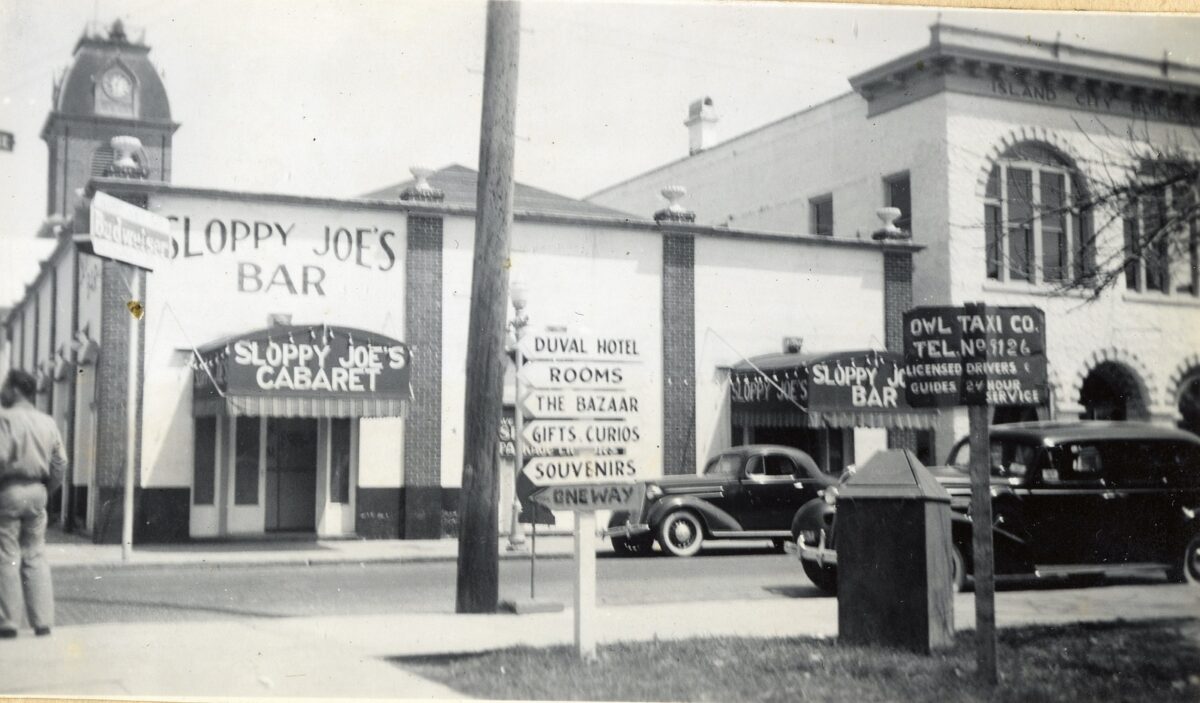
401 214 444 538
93 260 145 544
883 248 918 453
661 233 696 475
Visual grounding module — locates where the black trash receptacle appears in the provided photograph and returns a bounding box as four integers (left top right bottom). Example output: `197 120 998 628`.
837 448 954 654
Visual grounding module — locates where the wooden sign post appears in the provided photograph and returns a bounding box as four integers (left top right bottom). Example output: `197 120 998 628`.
904 302 1047 685
518 327 649 659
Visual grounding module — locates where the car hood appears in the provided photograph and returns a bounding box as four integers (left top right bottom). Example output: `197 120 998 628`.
648 474 730 492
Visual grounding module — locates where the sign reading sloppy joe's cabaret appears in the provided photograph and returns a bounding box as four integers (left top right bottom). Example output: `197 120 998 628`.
194 325 410 399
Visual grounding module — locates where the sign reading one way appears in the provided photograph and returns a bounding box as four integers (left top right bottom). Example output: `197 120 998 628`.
530 482 646 512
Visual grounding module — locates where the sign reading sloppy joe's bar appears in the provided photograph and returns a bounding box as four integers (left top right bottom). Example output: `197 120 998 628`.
193 324 410 399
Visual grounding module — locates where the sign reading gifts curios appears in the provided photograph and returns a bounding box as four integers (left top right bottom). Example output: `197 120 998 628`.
194 325 410 398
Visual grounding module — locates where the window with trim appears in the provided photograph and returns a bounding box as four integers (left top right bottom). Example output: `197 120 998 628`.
984 143 1095 285
810 195 833 236
1123 162 1199 296
884 172 912 232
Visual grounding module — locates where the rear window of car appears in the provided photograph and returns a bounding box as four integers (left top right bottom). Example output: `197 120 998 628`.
704 454 743 478
948 438 1041 479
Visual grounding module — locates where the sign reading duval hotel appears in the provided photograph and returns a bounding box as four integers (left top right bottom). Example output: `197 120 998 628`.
195 325 410 399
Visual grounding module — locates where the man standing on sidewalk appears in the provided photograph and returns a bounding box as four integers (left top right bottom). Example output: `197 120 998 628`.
0 369 67 638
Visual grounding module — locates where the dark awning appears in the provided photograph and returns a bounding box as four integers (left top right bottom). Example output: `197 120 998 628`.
730 350 939 430
192 324 410 418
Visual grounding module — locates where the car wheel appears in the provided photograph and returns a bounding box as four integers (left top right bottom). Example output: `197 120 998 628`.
801 559 837 595
611 537 653 556
657 511 704 557
951 543 968 593
1167 531 1200 584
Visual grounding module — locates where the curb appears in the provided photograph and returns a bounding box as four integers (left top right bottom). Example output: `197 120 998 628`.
48 548 588 573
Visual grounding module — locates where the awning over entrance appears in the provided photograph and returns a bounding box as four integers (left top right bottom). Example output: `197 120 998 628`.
730 350 938 430
192 324 411 418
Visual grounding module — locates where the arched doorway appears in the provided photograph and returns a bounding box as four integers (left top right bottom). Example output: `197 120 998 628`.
1078 361 1149 421
1178 371 1200 436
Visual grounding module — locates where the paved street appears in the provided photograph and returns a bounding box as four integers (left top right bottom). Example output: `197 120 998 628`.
54 544 800 625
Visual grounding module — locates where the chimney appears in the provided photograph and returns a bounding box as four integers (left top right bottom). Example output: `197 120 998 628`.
399 166 445 202
684 97 718 156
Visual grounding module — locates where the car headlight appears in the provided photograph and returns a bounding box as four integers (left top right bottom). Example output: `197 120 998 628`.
823 486 839 505
645 484 662 501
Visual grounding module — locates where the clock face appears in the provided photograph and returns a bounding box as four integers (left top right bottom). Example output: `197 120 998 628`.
101 70 132 101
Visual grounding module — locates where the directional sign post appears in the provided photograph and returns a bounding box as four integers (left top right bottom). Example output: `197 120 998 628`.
88 191 173 565
510 326 649 660
903 302 1047 685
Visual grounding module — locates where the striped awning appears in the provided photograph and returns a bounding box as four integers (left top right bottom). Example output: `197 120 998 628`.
730 350 939 430
191 324 410 419
194 394 407 418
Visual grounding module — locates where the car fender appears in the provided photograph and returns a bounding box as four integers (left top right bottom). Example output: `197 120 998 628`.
646 495 742 534
790 498 834 538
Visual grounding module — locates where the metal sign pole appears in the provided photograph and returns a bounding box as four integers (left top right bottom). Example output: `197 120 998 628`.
575 510 597 660
121 270 140 562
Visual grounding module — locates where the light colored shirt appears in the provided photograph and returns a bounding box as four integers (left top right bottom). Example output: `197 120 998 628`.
0 399 68 492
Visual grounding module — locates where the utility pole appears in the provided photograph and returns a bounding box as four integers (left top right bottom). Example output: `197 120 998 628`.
456 0 521 614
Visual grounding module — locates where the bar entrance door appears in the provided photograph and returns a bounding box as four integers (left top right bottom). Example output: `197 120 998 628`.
265 418 318 532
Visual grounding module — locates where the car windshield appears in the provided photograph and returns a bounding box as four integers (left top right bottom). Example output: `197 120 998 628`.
703 454 743 477
947 438 1039 479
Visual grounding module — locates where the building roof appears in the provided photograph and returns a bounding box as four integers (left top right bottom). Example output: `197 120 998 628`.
51 20 172 123
361 164 638 220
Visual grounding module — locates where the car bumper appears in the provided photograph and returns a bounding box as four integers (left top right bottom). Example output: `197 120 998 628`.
603 522 652 540
796 530 838 566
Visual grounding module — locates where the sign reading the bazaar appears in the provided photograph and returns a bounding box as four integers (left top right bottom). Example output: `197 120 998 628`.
903 305 1047 408
193 325 410 398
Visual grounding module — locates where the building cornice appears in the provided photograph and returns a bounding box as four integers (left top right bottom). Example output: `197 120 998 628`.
86 178 922 255
850 24 1200 125
40 111 181 140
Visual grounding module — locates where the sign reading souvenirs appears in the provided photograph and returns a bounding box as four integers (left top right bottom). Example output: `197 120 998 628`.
89 191 174 271
193 324 410 399
523 454 648 486
903 305 1047 408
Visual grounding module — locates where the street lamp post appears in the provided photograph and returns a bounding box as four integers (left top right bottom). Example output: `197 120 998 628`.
506 281 529 550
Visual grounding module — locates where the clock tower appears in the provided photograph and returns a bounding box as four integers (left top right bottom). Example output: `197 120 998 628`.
41 19 179 216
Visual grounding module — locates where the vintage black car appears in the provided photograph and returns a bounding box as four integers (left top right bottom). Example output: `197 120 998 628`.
791 421 1200 594
605 445 837 556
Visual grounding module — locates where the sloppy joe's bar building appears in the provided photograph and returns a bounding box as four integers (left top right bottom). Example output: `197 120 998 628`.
1 21 923 542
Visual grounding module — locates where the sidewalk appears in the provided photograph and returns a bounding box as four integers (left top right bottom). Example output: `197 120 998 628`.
44 528 594 571
2 583 1197 699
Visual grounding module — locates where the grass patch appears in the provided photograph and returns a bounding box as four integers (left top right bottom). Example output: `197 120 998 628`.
394 618 1200 702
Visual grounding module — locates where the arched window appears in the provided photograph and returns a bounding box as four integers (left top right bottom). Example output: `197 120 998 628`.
984 143 1095 285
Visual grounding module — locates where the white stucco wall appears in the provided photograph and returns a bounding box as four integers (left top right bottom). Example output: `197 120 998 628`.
943 92 1200 424
591 92 952 308
694 235 886 467
140 192 408 489
440 217 666 487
